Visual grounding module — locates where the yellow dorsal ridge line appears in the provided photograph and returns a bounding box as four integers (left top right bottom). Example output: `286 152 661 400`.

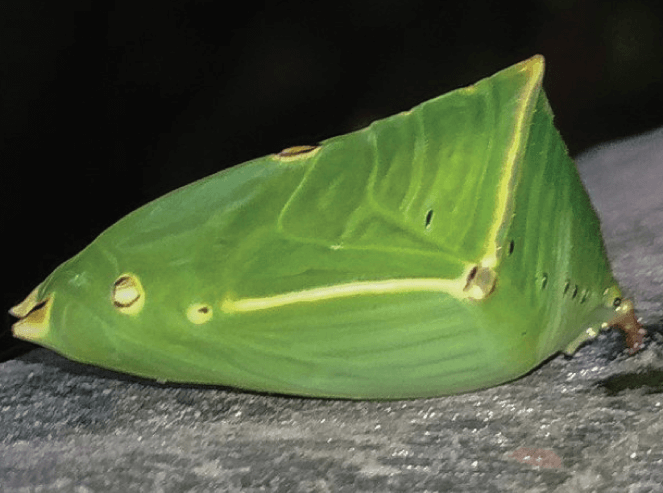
221 274 474 314
482 56 544 269
223 58 546 316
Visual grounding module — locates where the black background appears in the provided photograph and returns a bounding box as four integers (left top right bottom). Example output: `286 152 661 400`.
3 0 663 357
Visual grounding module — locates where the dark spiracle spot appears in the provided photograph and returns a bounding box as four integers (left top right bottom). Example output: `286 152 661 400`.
425 209 434 228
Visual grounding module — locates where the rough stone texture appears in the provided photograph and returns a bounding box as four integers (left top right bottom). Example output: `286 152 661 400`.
1 129 662 492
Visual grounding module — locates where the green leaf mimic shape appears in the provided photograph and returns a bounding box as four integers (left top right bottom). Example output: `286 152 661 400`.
11 55 644 399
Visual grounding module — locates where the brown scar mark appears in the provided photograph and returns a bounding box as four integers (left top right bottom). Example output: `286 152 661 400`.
463 265 497 299
276 145 320 159
609 299 646 354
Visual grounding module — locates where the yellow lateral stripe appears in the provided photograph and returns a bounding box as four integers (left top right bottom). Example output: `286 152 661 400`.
221 276 469 314
482 56 544 268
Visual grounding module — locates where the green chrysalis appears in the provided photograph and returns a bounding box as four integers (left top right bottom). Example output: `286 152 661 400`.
10 55 645 399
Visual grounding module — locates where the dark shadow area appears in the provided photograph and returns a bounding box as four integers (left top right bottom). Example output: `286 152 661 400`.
598 368 663 395
597 321 663 396
0 312 36 363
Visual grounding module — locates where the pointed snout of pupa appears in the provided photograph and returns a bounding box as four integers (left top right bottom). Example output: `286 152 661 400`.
10 286 52 343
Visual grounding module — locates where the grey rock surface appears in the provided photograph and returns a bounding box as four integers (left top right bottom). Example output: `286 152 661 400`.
2 129 662 493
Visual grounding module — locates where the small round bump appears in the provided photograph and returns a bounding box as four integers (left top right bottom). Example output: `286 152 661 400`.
187 303 213 324
463 264 497 299
274 145 320 162
112 274 145 315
